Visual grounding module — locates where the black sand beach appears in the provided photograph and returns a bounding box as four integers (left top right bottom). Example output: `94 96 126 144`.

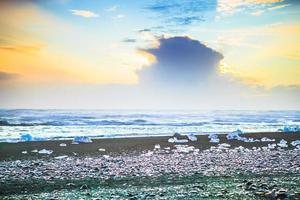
0 132 299 161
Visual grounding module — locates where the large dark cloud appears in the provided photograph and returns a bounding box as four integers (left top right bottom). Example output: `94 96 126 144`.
139 36 223 85
0 71 18 80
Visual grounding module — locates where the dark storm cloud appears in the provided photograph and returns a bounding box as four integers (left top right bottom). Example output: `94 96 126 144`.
139 36 223 85
0 71 19 80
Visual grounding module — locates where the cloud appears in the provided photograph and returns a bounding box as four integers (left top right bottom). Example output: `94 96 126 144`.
113 14 125 19
138 29 151 33
139 36 223 85
145 0 215 28
0 44 44 54
171 16 203 25
251 10 265 16
0 71 18 80
268 4 289 10
250 3 289 16
105 5 119 12
217 0 284 17
69 9 99 18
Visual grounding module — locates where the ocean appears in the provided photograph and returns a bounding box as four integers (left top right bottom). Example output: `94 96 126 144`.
0 109 299 142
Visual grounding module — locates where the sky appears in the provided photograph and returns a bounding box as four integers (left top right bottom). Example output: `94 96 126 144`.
0 0 299 109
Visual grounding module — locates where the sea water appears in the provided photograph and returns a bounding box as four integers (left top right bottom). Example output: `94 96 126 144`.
0 109 299 142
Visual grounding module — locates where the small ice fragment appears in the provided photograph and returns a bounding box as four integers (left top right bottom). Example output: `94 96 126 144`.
31 149 38 153
262 146 268 151
72 136 92 143
268 143 276 149
277 139 288 148
59 143 67 147
174 145 195 153
208 134 219 143
291 140 300 146
103 155 110 159
168 138 175 143
235 146 245 151
164 147 171 150
20 133 33 142
220 143 231 147
143 151 153 156
98 148 106 152
154 144 161 149
174 138 188 143
54 155 68 159
210 138 220 143
168 137 188 143
38 149 53 155
71 141 79 145
187 133 197 141
218 143 231 149
208 134 218 139
21 151 28 154
261 137 275 142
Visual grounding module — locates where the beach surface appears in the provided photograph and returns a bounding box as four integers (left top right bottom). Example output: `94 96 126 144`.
1 132 300 199
1 132 299 161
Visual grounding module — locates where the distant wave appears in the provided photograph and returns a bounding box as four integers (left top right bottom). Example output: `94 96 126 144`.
0 119 209 127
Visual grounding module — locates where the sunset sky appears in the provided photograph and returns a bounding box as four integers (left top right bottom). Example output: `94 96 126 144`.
0 0 299 109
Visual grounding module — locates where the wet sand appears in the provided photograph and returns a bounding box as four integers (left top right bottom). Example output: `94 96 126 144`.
0 132 299 161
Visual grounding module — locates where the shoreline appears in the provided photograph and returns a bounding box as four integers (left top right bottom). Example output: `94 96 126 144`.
0 132 299 161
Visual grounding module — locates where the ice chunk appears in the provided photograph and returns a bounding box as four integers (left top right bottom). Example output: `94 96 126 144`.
218 143 231 150
21 151 28 154
261 137 275 142
98 148 106 152
210 138 220 143
54 155 68 159
174 145 195 153
168 138 175 143
168 137 188 143
38 149 53 155
31 149 38 153
154 144 161 149
187 133 197 141
291 140 300 146
59 143 67 147
238 137 259 143
277 139 288 148
279 126 300 133
73 136 92 143
20 133 33 142
208 134 218 139
226 129 243 140
103 155 110 159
